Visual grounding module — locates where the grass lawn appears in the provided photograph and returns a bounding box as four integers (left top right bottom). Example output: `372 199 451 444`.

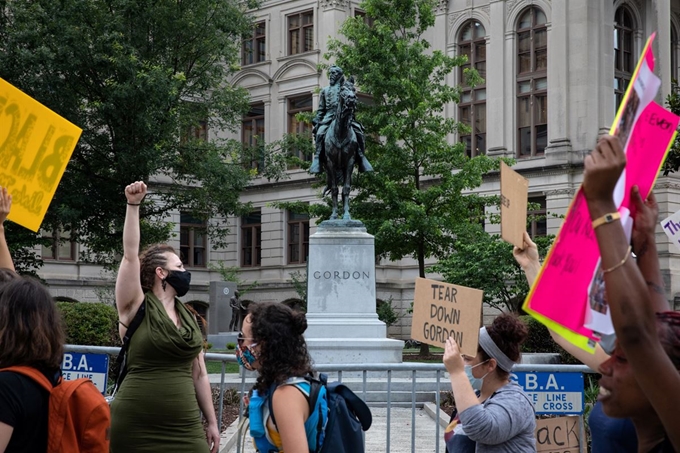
206 361 240 374
205 349 239 374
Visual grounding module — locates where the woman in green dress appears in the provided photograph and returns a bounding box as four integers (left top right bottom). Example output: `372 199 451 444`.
110 181 219 453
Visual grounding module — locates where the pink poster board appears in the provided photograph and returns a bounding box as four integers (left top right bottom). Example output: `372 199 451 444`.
523 33 680 348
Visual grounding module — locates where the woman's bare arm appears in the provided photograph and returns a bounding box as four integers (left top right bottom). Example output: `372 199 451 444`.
115 182 147 329
583 135 680 448
513 231 609 370
0 188 15 272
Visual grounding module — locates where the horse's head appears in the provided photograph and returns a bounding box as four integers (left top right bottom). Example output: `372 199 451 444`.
337 80 357 118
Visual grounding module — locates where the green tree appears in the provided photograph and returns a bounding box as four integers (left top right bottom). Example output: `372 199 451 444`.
432 225 554 313
663 82 680 175
0 0 269 267
325 0 503 353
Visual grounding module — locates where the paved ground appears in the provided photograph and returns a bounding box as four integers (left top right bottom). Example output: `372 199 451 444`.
220 405 447 453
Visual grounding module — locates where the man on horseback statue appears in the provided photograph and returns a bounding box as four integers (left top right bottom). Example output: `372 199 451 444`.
309 65 373 174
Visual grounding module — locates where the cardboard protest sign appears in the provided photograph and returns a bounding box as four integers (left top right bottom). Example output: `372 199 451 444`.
523 33 680 352
534 416 581 453
410 277 483 357
661 210 680 252
500 161 529 249
0 78 81 231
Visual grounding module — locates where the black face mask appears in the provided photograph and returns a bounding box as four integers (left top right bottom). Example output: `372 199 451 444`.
164 270 191 297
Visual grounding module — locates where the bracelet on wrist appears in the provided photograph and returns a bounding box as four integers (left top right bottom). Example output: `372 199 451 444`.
601 245 632 274
127 202 141 206
591 212 620 230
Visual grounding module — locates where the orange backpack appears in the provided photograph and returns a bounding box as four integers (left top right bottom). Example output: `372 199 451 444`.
0 366 110 453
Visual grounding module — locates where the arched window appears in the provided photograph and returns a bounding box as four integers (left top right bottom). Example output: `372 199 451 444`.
517 7 548 157
458 21 487 157
614 6 635 109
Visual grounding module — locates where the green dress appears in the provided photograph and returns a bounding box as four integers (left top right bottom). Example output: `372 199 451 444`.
110 293 209 452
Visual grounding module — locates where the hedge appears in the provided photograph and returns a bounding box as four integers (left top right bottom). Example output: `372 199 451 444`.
520 315 581 365
57 301 120 347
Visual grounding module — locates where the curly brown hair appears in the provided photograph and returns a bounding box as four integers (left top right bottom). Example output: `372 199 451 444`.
0 278 65 370
248 302 313 393
139 244 176 292
479 313 528 379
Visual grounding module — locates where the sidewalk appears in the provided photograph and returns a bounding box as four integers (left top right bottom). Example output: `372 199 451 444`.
219 404 447 453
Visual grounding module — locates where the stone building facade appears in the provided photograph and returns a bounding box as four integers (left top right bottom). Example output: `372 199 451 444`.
41 0 680 339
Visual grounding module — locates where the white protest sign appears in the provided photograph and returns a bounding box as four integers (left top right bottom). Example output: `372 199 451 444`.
661 209 680 251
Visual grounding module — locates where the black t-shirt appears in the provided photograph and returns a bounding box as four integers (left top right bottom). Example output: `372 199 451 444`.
0 371 51 453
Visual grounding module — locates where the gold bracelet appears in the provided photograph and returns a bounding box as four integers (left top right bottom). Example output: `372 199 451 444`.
601 245 632 274
592 212 621 230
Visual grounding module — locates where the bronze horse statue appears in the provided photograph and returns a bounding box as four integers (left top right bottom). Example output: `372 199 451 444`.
323 79 358 220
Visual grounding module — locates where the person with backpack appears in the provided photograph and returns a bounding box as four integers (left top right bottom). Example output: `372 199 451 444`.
0 278 63 453
110 181 219 453
443 314 536 453
0 277 111 453
238 302 328 453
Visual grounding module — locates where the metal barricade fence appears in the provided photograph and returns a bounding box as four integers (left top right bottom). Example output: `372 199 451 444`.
64 345 596 453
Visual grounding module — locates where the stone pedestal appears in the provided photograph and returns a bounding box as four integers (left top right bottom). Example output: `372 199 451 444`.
207 281 237 349
305 220 403 364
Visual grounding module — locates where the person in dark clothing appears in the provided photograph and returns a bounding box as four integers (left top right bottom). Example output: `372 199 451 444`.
0 278 65 453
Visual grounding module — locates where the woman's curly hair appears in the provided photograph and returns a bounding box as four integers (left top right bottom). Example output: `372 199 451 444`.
139 244 176 292
479 313 528 379
248 302 313 393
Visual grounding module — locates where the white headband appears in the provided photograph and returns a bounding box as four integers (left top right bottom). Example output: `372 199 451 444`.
478 327 516 372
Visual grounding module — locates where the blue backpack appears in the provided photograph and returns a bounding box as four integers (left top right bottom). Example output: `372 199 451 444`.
268 374 372 453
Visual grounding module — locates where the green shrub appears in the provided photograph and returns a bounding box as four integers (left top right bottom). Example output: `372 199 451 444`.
226 343 236 350
377 297 403 327
520 315 582 365
57 302 120 346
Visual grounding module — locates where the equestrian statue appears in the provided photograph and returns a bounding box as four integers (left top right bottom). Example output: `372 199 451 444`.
309 65 373 220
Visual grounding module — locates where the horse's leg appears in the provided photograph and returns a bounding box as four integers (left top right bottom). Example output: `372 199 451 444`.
342 150 354 220
326 146 339 219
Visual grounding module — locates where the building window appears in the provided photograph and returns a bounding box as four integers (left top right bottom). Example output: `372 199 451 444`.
242 21 266 66
180 213 207 267
242 103 265 171
288 11 313 55
355 9 375 27
458 20 487 157
614 6 635 110
288 211 310 264
527 196 547 238
241 211 261 267
41 229 76 261
288 95 313 163
517 7 548 158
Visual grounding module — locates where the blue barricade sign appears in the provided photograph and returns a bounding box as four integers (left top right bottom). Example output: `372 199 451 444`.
61 353 109 394
511 372 584 415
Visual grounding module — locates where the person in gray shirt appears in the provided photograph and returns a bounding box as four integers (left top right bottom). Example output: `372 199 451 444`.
443 315 536 452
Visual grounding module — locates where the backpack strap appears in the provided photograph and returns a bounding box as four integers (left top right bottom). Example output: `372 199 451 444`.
0 366 54 393
267 375 319 430
112 301 146 394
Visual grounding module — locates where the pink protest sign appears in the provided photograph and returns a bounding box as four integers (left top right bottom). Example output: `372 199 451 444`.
523 33 680 347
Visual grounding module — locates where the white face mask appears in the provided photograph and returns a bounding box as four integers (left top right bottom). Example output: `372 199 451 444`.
464 360 490 391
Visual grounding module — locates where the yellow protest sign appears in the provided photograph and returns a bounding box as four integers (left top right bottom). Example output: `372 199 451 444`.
0 78 81 231
410 277 483 357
